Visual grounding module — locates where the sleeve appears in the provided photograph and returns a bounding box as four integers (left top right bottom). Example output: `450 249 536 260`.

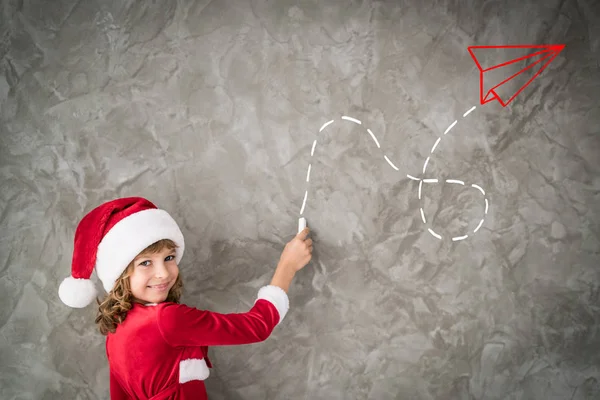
157 285 289 347
106 339 129 400
110 370 129 400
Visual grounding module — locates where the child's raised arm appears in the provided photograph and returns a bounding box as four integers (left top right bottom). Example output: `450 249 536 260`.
158 227 313 347
157 290 285 347
270 227 312 292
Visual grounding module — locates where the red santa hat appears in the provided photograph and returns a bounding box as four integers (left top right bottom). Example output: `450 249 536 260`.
58 197 185 308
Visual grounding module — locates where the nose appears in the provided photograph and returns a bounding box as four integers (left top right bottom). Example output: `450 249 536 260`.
154 261 169 279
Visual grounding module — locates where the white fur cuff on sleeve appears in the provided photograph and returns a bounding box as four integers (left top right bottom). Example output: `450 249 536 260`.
255 285 289 325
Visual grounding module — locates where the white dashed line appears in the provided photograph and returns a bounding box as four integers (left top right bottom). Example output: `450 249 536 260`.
471 184 485 195
463 106 476 117
428 228 442 240
319 120 334 132
422 157 430 174
367 129 380 148
302 107 489 242
414 106 488 241
474 219 484 233
431 137 441 153
444 120 457 135
300 190 308 215
342 116 361 124
384 155 399 171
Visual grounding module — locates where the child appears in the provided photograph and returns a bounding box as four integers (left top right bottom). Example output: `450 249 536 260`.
58 197 313 399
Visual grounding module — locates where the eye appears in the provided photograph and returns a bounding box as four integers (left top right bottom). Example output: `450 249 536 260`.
165 255 175 262
138 260 151 267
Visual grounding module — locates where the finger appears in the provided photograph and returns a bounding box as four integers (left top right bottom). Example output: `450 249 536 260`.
296 227 310 240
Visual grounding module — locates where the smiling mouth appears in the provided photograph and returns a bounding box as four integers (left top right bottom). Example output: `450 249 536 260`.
148 281 171 290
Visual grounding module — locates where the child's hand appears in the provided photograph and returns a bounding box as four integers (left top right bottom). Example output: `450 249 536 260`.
278 227 313 273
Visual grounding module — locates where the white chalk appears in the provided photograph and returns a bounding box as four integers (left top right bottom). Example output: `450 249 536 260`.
298 217 307 234
463 106 476 117
431 137 441 153
319 120 334 132
384 155 399 171
474 219 484 233
471 184 485 195
300 190 308 215
444 120 457 135
452 235 468 241
341 116 361 124
428 228 442 240
367 128 381 148
422 157 430 174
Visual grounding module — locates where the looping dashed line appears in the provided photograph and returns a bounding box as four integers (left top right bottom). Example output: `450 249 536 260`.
414 105 488 240
300 107 488 242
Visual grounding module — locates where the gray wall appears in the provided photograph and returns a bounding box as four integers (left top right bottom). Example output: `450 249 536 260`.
1 0 599 399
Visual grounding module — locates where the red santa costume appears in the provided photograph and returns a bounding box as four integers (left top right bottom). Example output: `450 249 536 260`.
58 197 289 400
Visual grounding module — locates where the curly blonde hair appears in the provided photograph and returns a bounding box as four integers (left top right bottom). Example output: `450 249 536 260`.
95 239 183 335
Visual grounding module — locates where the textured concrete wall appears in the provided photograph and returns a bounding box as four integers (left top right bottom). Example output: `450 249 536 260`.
1 0 599 399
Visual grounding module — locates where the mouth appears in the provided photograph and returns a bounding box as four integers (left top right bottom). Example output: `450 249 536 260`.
147 281 171 291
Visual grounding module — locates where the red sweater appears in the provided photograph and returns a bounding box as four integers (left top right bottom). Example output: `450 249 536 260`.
105 285 288 399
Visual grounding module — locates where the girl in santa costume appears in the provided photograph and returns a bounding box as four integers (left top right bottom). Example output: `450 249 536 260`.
58 196 313 399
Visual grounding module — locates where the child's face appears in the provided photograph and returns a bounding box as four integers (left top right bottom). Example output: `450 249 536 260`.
129 246 179 304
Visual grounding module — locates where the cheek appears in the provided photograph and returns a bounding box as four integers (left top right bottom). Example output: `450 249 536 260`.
129 271 150 292
169 264 179 278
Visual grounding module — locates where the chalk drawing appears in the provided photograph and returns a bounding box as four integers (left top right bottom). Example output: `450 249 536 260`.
300 106 488 242
295 43 565 240
468 44 565 107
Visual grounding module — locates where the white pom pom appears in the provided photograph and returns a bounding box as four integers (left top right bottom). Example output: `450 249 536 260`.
58 276 98 308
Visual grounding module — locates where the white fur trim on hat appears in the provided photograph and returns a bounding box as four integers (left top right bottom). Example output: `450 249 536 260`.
95 208 185 293
58 276 99 308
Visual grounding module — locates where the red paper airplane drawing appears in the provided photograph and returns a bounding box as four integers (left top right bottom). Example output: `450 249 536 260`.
468 44 565 107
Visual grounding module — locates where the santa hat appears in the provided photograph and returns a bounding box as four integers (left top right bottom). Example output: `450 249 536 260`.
58 197 185 308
